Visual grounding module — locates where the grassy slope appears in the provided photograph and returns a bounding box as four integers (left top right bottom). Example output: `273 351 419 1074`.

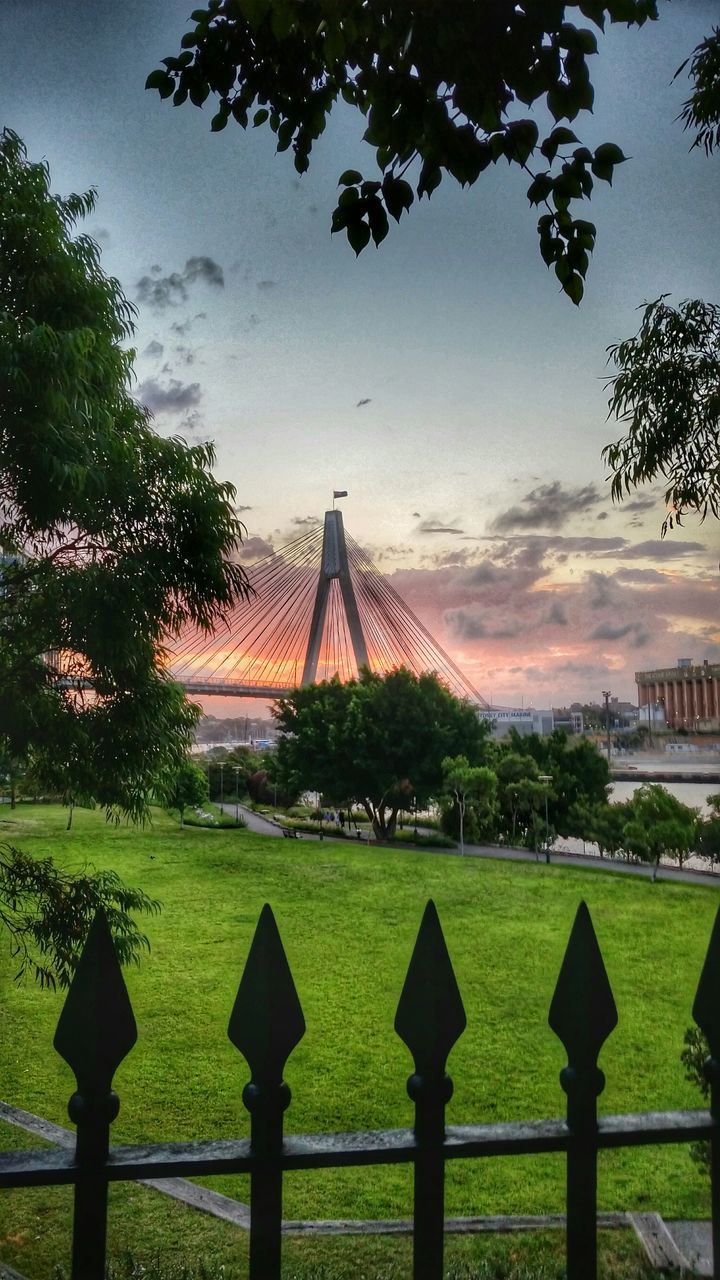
0 805 714 1275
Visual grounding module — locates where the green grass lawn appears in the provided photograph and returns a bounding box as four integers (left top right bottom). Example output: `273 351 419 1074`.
0 804 715 1277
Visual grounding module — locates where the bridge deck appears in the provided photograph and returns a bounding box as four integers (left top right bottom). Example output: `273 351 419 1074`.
182 682 296 699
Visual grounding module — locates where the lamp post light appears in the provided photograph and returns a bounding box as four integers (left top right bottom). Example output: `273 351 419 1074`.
233 766 240 825
538 774 552 864
602 690 612 764
219 762 224 816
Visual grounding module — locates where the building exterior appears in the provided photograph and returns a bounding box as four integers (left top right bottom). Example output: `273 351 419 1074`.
552 708 584 735
478 708 554 737
636 659 720 730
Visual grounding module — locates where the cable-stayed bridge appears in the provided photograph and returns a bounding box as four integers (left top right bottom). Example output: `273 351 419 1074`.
171 509 489 707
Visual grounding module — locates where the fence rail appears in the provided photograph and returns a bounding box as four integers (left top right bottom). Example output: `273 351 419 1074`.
1 898 719 1280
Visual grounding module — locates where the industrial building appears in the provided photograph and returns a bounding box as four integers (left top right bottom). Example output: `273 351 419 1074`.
636 659 720 730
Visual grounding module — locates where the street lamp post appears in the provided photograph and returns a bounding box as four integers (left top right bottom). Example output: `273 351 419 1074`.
602 690 612 764
219 762 224 816
538 775 552 864
233 766 240 825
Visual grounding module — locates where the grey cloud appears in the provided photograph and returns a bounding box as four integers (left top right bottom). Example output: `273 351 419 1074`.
631 629 651 648
412 512 421 518
596 511 608 521
177 409 204 436
491 620 526 639
624 495 659 513
174 345 196 365
357 398 372 407
587 572 617 610
490 481 603 534
185 256 224 288
419 519 465 536
235 505 253 514
590 622 634 641
485 533 627 556
238 536 274 563
143 340 164 359
445 608 486 640
466 561 497 585
136 378 202 415
613 567 667 583
258 279 278 291
136 256 224 309
545 601 568 626
426 548 473 569
617 539 707 560
292 516 321 528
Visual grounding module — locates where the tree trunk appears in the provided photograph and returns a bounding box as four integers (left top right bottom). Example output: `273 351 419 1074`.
66 802 74 831
459 799 465 856
386 808 398 840
652 854 660 883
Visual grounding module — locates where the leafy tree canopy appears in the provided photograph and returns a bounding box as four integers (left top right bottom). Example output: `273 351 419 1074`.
604 297 720 534
0 129 250 981
503 728 609 831
676 26 720 157
276 667 490 839
166 759 209 825
0 846 160 989
0 128 250 820
623 783 698 876
149 0 667 305
440 754 497 851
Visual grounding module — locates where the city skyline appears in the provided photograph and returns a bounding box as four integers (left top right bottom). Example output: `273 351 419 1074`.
2 0 718 710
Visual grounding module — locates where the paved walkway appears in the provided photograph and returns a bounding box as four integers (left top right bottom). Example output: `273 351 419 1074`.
453 840 720 889
238 806 720 890
236 803 286 837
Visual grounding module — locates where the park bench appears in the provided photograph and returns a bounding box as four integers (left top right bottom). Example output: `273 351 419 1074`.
281 826 299 839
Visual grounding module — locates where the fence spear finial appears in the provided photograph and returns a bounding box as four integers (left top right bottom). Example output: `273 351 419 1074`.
693 905 720 1062
395 900 466 1080
54 908 137 1100
228 904 305 1087
549 900 617 1075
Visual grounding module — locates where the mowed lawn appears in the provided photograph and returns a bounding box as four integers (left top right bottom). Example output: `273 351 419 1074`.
0 804 715 1275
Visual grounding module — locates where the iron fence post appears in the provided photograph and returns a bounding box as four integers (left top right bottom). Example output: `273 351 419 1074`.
243 1079 289 1278
560 1062 603 1276
53 910 137 1280
396 901 466 1280
692 905 720 1280
229 904 305 1280
407 1068 452 1279
68 1088 117 1279
549 902 617 1280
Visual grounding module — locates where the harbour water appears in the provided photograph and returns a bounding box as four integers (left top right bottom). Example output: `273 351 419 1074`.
609 755 720 815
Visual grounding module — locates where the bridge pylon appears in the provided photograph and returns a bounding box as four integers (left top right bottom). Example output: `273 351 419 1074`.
302 510 368 685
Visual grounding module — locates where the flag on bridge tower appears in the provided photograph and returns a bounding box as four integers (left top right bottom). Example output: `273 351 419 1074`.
333 490 348 499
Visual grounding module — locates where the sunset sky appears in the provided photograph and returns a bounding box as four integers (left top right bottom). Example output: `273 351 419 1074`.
3 0 719 713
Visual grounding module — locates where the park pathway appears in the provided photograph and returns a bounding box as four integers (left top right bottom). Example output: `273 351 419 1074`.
239 807 720 890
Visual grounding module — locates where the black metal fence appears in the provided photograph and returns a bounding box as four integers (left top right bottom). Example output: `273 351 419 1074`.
1 898 719 1280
